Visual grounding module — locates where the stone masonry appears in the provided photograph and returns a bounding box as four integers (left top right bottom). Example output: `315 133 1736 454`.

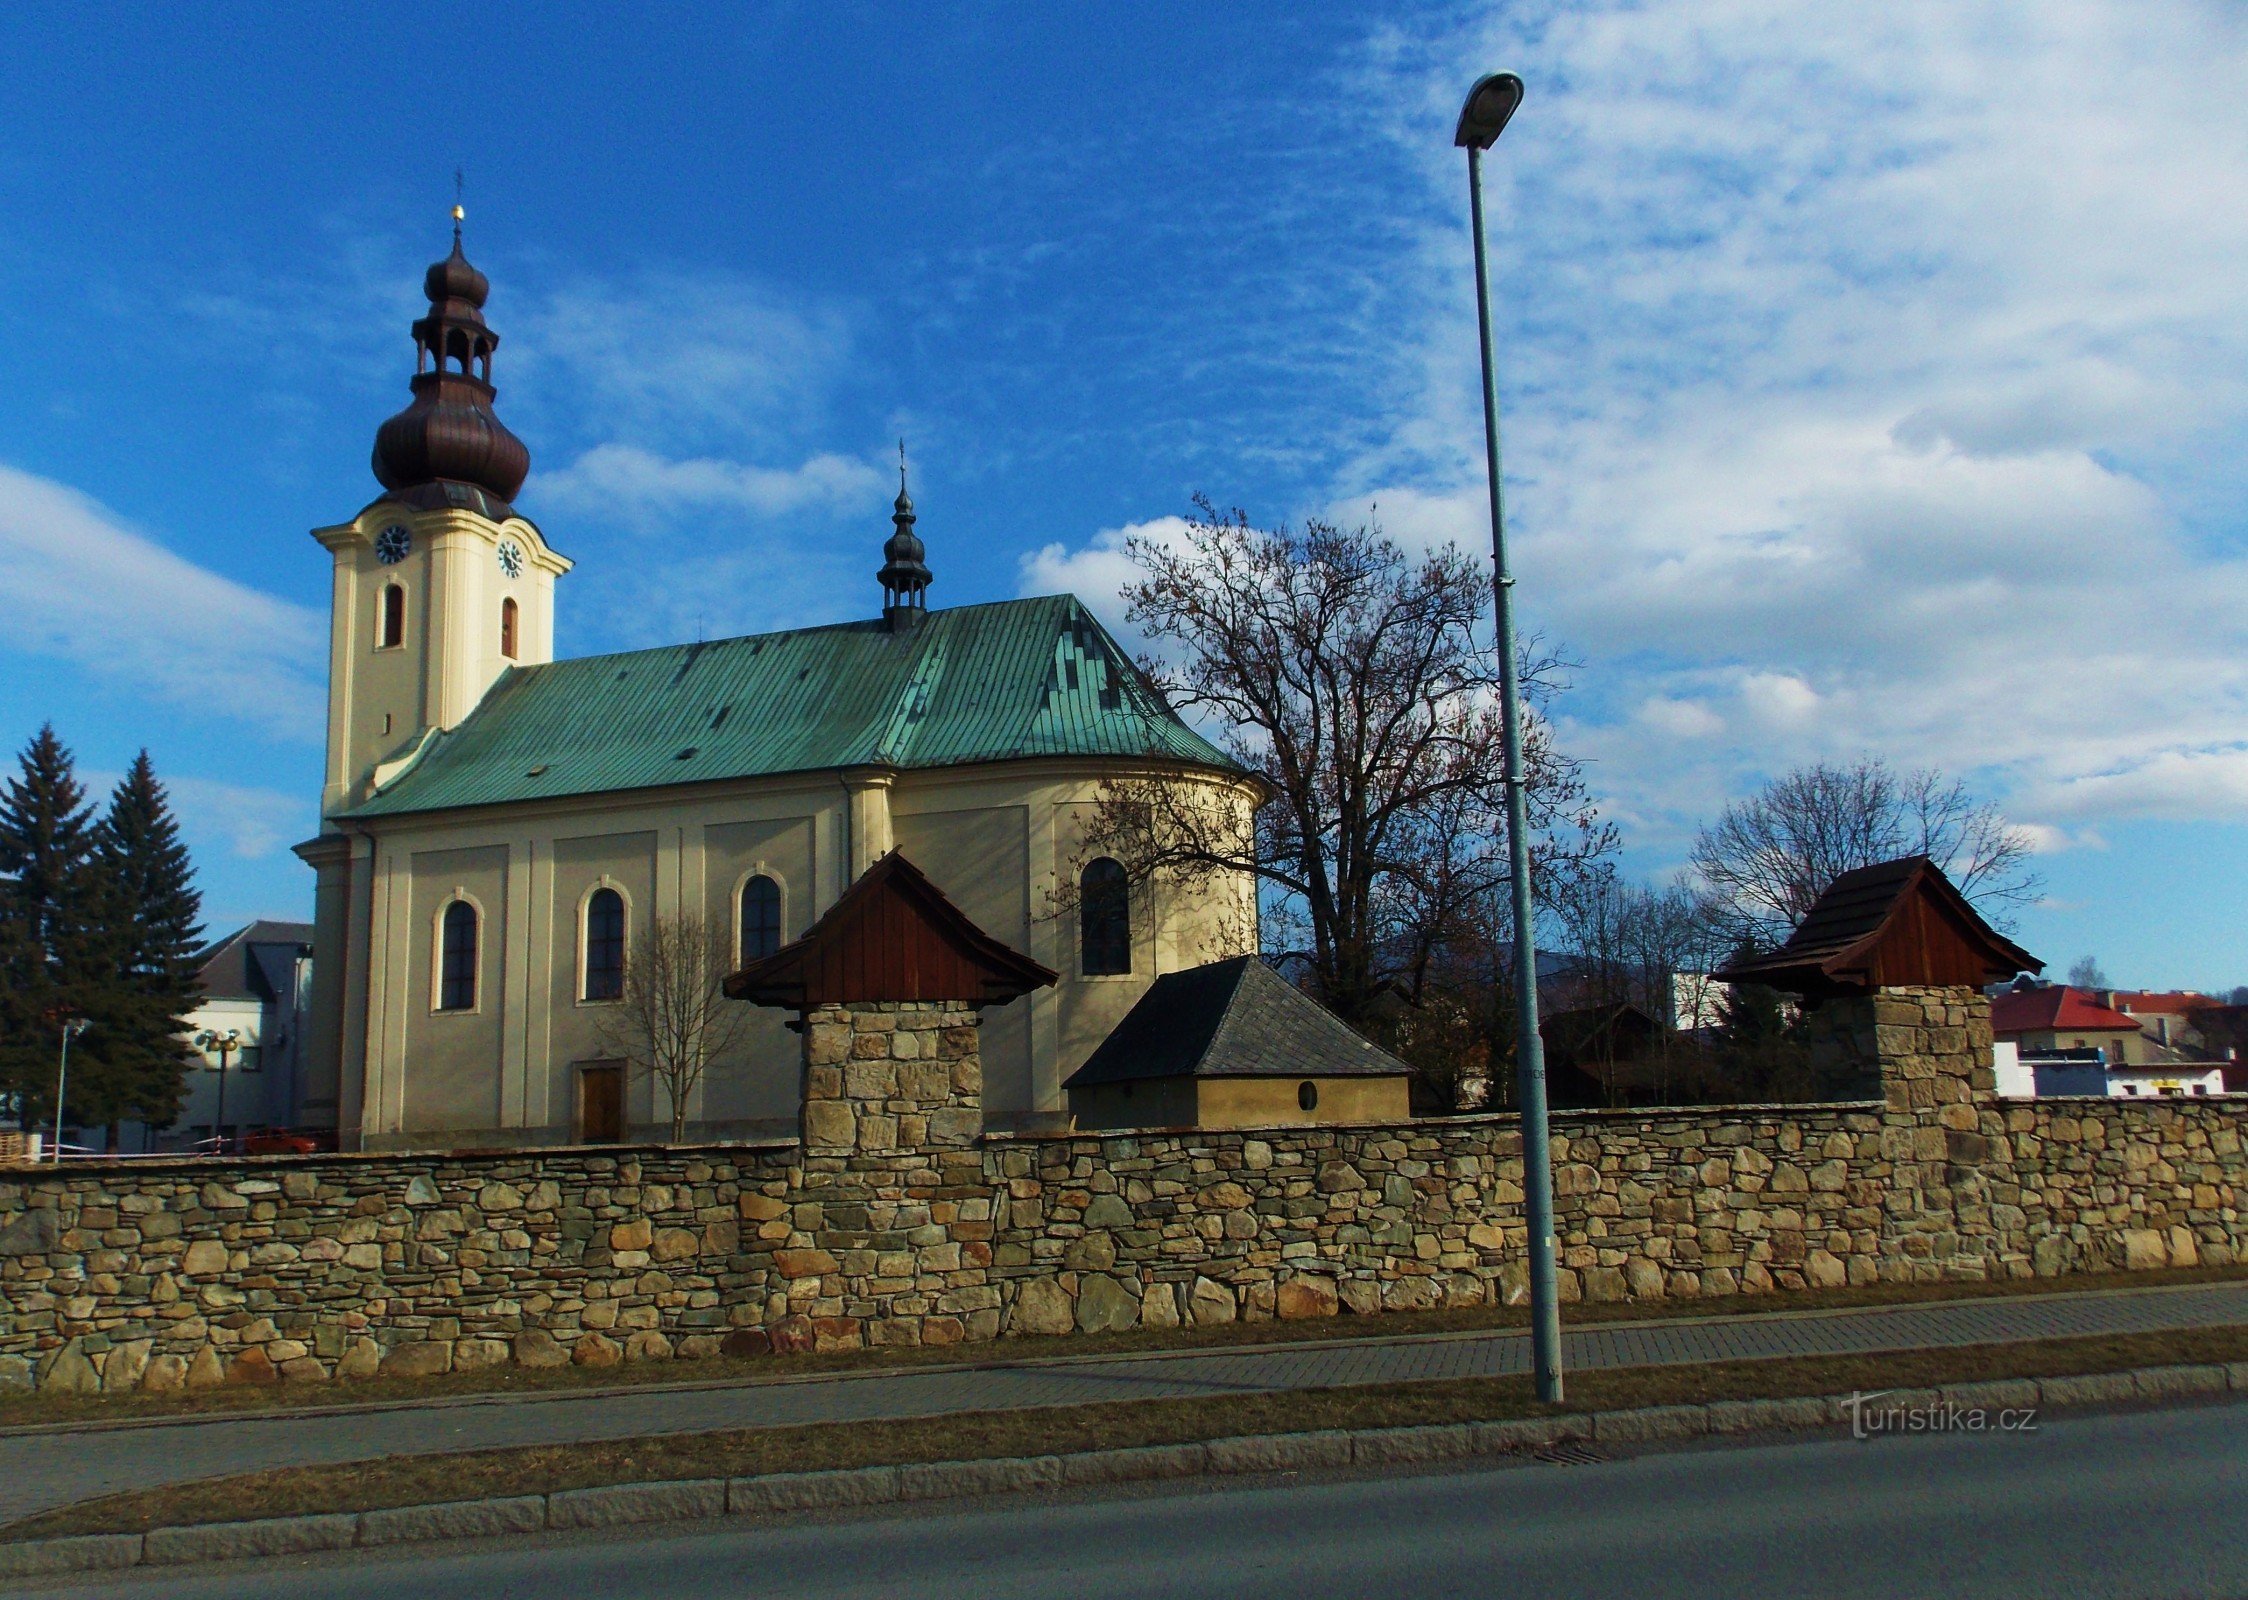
0 986 2242 1392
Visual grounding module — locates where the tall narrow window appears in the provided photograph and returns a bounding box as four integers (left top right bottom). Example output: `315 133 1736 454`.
1080 857 1130 975
740 875 782 963
583 887 625 1001
380 583 406 649
438 900 478 1011
500 597 519 659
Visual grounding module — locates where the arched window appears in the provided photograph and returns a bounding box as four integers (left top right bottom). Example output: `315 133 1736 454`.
583 887 625 1001
438 901 478 1011
380 583 406 649
740 875 782 963
500 597 519 659
1080 857 1130 975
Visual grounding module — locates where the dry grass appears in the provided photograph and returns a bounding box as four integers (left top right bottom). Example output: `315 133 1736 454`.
9 1323 2246 1545
4 1262 2241 1434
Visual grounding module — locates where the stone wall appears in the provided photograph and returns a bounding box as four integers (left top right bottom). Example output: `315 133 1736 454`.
1 985 2243 1392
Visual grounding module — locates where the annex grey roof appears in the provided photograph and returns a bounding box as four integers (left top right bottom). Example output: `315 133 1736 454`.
1064 955 1411 1087
193 921 315 1003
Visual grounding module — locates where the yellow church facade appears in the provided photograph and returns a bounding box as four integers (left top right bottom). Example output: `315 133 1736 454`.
295 230 1258 1151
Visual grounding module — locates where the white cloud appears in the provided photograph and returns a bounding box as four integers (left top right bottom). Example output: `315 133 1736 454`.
541 444 884 527
0 465 324 739
1019 516 1192 637
151 775 312 862
1635 696 1724 740
1023 3 2248 861
1361 2 2248 849
509 271 859 457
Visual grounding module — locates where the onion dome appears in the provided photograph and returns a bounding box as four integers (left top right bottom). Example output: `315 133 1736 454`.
371 212 530 517
878 449 932 629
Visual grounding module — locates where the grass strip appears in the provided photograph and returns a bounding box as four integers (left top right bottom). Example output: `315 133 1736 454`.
10 1323 2246 1545
5 1261 2242 1432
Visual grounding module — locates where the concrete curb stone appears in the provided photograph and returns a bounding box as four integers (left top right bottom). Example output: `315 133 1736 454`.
729 1466 900 1514
0 1532 144 1579
1056 1443 1210 1485
143 1512 358 1565
1938 1379 2040 1412
359 1496 548 1546
1705 1396 1833 1434
546 1480 727 1531
2131 1364 2228 1401
897 1456 1063 1501
1205 1431 1355 1475
1592 1405 1707 1445
1348 1424 1482 1467
7 1362 2243 1579
2038 1371 2139 1407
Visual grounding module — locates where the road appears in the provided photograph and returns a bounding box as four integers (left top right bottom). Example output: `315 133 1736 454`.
4 1278 2241 1526
10 1397 2246 1599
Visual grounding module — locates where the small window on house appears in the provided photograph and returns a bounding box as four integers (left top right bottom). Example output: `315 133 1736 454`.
583 887 625 1001
500 597 519 659
380 583 406 649
740 875 782 962
1297 1081 1319 1112
1080 857 1130 976
438 900 478 1011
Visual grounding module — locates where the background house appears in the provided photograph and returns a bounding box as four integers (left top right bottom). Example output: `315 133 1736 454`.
171 922 317 1150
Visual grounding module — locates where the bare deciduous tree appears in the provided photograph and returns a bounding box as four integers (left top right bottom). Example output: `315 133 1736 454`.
2067 955 2109 990
1074 500 1614 1036
1545 871 1731 1105
1690 758 2039 951
594 913 750 1143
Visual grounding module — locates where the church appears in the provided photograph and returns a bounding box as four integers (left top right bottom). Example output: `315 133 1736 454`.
293 225 1262 1150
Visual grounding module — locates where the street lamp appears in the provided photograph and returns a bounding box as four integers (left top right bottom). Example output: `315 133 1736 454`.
193 1029 243 1156
1456 70 1564 1404
52 1017 88 1164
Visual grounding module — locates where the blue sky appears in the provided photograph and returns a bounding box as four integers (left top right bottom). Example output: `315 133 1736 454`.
2 3 2244 988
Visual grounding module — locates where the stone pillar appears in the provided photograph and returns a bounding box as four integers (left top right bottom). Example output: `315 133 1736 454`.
1837 984 2007 1280
788 1002 999 1350
800 1002 983 1153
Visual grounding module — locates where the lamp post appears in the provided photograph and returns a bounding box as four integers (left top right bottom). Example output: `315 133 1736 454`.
193 1029 242 1155
1456 70 1564 1405
52 1017 88 1164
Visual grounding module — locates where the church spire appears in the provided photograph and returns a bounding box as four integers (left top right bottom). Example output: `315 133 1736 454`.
370 204 532 517
878 442 932 631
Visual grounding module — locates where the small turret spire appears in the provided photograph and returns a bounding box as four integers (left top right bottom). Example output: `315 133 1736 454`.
878 443 932 631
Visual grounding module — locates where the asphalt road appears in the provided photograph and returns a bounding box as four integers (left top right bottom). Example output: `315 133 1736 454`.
12 1399 2247 1600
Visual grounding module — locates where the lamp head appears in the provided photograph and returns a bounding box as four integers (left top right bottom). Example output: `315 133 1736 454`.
1454 73 1524 150
62 1017 88 1040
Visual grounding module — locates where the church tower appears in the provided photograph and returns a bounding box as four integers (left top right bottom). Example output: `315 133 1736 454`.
310 213 570 817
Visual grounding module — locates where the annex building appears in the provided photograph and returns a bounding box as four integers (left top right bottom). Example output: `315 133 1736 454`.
295 227 1260 1150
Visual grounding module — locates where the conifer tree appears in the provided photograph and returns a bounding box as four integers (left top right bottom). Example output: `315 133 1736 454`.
88 752 203 1133
0 725 99 1128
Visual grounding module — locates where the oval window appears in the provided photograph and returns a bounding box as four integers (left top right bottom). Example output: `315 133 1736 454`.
1297 1081 1319 1112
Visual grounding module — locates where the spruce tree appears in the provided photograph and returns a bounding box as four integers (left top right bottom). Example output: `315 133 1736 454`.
0 725 98 1129
89 752 204 1133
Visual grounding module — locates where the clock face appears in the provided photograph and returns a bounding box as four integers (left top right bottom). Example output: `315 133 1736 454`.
374 525 412 565
496 540 525 579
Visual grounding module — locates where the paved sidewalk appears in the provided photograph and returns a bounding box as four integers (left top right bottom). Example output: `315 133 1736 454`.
3 1279 2242 1527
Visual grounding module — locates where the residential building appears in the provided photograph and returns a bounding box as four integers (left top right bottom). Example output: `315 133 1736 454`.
172 922 317 1149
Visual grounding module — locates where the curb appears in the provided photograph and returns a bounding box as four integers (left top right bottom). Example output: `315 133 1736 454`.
2 1360 2240 1580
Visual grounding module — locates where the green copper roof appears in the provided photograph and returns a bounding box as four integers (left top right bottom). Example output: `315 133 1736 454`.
340 595 1237 819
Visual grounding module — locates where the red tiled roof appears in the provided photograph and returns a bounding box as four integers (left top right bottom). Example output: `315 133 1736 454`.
1991 987 2141 1036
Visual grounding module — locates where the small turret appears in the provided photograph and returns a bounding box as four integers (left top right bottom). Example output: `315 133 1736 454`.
878 444 932 632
